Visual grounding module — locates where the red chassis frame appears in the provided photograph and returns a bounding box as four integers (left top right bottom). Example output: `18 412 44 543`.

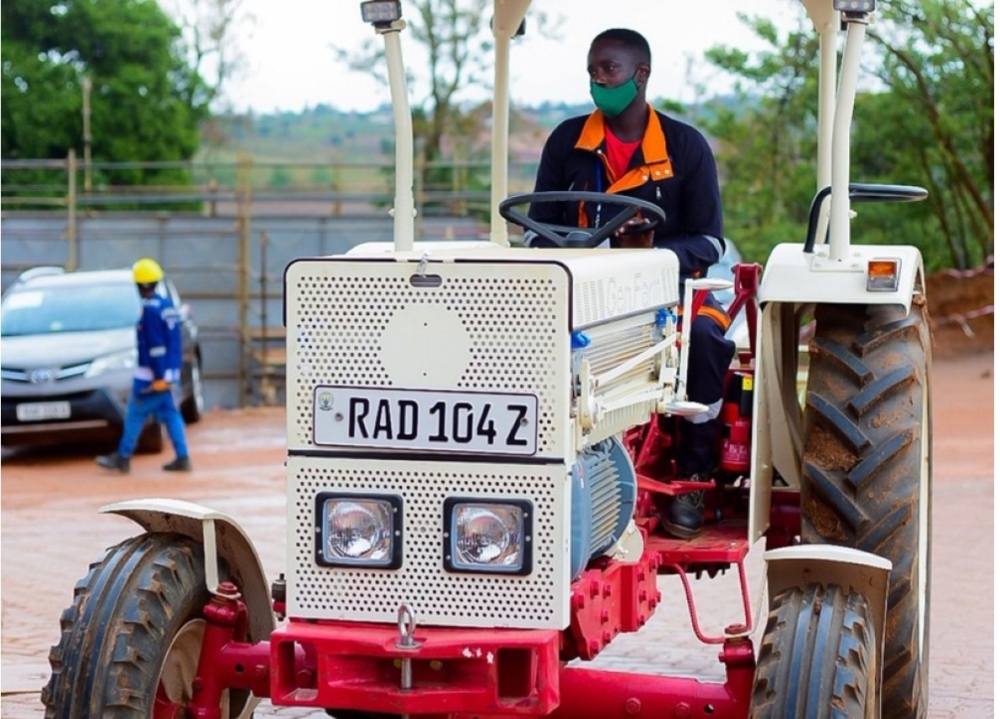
161 264 801 719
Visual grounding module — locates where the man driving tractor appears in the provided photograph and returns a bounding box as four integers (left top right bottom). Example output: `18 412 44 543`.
527 28 735 539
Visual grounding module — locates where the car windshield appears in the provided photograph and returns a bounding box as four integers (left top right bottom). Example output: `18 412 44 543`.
0 281 140 336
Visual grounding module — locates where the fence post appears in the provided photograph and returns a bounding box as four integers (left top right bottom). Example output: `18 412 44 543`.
331 153 342 217
208 176 218 218
236 153 253 407
258 229 277 405
82 76 93 196
66 150 78 271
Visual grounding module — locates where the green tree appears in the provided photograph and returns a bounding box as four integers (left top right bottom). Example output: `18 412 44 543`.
697 12 821 264
867 0 994 269
338 1 557 211
339 0 492 170
699 1 993 271
1 0 209 189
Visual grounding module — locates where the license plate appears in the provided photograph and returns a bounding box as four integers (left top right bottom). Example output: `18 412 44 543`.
313 386 538 456
16 401 71 422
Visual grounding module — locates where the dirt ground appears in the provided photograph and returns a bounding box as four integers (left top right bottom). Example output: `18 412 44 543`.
0 270 993 718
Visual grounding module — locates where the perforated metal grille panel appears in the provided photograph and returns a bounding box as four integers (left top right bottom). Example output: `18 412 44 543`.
287 455 570 629
285 259 572 459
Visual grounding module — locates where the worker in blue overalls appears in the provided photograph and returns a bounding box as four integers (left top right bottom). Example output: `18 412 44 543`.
97 258 192 474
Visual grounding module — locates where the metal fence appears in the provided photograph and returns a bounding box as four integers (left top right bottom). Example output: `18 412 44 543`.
1 155 537 409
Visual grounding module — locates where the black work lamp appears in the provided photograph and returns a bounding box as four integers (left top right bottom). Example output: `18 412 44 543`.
361 0 402 26
833 0 876 12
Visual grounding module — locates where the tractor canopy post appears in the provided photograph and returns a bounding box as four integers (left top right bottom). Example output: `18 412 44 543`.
489 0 530 246
374 17 415 251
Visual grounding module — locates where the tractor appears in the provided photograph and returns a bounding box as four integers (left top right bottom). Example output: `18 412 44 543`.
42 1 931 717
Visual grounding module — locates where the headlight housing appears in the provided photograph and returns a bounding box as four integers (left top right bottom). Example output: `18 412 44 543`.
84 348 138 378
443 498 533 576
315 493 403 569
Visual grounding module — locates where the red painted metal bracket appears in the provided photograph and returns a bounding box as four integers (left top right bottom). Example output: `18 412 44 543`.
565 550 662 661
270 621 561 716
462 638 755 719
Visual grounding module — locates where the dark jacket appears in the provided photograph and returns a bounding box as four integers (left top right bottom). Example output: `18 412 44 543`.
528 106 725 277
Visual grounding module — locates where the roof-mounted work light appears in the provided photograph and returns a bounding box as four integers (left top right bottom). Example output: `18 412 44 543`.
833 0 876 12
361 0 402 26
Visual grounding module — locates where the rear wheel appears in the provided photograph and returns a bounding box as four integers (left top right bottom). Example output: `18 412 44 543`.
42 533 250 718
135 419 164 453
181 359 204 424
801 302 931 718
750 583 875 719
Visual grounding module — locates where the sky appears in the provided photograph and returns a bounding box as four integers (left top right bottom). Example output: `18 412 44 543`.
208 0 805 114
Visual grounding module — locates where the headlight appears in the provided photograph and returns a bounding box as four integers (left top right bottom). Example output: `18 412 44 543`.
316 493 403 569
84 348 138 378
444 498 533 576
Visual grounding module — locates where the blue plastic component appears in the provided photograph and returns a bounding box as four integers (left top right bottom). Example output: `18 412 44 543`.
571 331 592 349
656 307 669 326
569 437 638 580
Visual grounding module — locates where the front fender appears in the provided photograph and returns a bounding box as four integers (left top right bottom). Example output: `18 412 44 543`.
765 544 891 718
759 242 924 311
100 498 275 642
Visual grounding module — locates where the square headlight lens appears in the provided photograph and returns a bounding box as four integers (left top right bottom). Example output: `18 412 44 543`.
444 498 533 575
315 493 403 569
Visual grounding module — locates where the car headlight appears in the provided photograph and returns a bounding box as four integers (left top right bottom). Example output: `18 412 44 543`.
443 498 533 575
84 348 138 378
315 493 403 569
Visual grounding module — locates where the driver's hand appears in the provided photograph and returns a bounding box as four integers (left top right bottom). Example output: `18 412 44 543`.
612 217 655 249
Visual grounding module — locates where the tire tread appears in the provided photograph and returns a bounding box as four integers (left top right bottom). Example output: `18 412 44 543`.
802 302 931 719
750 583 873 719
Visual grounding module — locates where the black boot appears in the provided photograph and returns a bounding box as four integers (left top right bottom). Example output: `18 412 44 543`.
96 452 130 474
162 456 192 472
659 473 709 539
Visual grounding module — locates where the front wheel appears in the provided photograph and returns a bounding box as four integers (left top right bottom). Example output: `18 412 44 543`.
801 301 931 718
181 360 205 424
750 583 876 719
135 419 164 454
42 533 249 718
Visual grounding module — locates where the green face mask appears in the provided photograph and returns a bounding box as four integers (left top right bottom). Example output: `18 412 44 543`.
590 77 639 118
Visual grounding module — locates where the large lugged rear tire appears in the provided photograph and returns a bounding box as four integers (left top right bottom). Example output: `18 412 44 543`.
801 302 931 719
42 533 247 718
750 583 875 719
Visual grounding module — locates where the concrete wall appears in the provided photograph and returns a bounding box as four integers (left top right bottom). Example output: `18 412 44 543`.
1 212 486 409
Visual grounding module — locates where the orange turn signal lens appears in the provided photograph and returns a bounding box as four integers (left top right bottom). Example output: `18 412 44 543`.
867 258 901 292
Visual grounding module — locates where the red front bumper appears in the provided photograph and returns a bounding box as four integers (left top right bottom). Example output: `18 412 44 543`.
270 620 561 715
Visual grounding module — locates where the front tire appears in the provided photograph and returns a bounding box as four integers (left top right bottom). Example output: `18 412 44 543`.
135 420 164 454
801 302 931 718
750 583 875 719
42 534 248 718
181 359 204 424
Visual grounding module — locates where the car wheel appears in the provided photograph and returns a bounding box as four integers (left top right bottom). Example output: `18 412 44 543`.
181 359 204 424
136 420 164 454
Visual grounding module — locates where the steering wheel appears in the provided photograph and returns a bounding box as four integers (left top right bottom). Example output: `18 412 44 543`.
498 191 666 249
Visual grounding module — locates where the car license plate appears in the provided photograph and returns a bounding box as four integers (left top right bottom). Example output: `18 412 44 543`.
312 386 538 456
16 401 71 422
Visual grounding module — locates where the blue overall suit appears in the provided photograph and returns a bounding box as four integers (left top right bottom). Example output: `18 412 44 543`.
116 291 189 461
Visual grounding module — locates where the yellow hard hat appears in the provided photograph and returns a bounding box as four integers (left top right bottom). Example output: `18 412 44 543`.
133 258 164 284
